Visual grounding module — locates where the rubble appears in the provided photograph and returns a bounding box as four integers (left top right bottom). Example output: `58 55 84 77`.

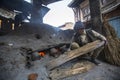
49 61 95 80
46 40 104 70
0 23 120 80
28 73 38 80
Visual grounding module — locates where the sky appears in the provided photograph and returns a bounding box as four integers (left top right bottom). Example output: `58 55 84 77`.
43 0 74 27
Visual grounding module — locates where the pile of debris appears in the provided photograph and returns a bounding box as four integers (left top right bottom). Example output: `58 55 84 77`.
103 21 120 66
20 42 70 68
0 23 120 80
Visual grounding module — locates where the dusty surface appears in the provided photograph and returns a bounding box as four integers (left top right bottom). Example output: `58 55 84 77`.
0 23 120 80
61 60 120 80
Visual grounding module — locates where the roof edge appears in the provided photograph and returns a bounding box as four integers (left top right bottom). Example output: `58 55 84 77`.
68 0 84 8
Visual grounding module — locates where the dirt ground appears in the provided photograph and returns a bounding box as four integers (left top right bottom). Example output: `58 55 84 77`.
0 23 120 80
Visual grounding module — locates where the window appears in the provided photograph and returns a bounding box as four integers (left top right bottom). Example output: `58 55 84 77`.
108 16 120 38
82 6 90 17
81 5 91 21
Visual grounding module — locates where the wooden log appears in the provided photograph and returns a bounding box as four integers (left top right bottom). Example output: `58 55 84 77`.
49 61 95 80
46 40 104 70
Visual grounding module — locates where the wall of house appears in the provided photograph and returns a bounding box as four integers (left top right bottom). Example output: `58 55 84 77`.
103 6 120 38
72 0 90 22
100 0 120 37
100 0 120 14
108 16 120 38
79 0 91 22
73 0 120 22
0 16 15 35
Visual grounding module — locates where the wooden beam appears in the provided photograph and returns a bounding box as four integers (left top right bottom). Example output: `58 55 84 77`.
89 0 102 33
46 40 104 70
49 61 95 80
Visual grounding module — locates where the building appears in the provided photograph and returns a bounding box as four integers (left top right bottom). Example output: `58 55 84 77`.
69 0 120 22
0 0 62 34
69 0 120 37
58 22 74 30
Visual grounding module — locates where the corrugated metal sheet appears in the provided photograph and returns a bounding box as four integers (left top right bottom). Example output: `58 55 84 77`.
108 16 120 38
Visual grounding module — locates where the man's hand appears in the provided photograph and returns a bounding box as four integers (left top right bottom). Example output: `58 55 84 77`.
104 40 108 46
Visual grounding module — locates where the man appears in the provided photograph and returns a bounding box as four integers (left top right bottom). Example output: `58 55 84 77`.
71 21 107 65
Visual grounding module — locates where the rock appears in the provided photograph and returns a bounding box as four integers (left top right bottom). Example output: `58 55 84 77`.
28 73 38 80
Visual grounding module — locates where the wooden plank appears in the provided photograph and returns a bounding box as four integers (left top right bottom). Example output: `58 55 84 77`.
46 40 104 70
49 61 95 80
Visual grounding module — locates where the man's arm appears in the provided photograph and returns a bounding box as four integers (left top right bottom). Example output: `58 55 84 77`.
91 30 107 41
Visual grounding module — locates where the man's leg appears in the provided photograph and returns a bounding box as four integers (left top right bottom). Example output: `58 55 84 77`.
71 42 80 50
91 46 104 65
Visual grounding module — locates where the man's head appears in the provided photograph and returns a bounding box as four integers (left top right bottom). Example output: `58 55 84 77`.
74 21 85 34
